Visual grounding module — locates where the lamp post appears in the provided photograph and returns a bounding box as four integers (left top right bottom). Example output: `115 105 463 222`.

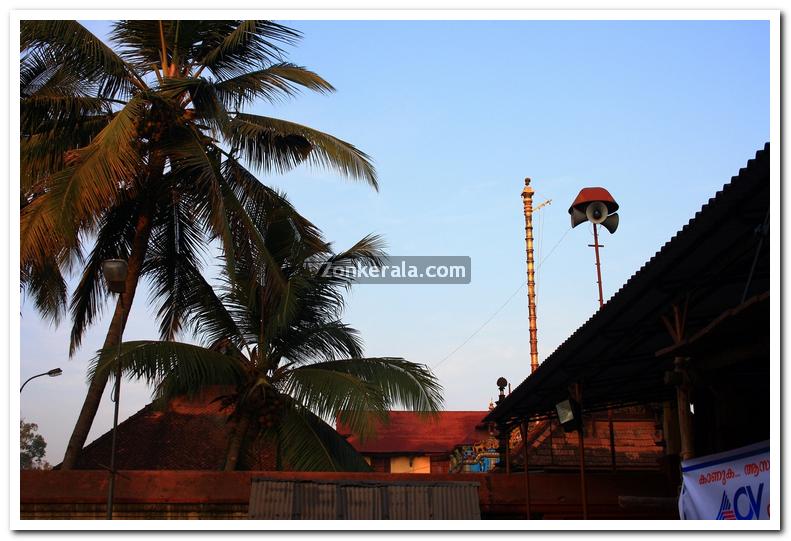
494 378 512 473
20 368 62 392
102 259 128 520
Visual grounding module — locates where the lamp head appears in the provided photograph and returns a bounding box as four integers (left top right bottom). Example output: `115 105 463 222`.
555 399 575 425
102 259 128 293
47 368 62 377
555 397 582 433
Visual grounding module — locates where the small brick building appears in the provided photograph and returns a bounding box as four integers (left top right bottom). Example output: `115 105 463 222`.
511 406 663 472
337 407 662 474
336 411 493 474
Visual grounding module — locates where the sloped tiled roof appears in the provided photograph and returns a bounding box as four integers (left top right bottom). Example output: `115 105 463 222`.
68 387 276 471
337 411 491 455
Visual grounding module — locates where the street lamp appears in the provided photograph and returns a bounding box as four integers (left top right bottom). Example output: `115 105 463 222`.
102 259 128 294
102 258 127 520
20 368 62 392
496 377 508 405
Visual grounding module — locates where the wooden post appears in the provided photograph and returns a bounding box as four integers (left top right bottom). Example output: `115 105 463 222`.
661 301 693 462
496 422 510 473
571 383 589 520
578 426 589 519
663 400 681 456
520 421 532 520
522 178 540 374
609 409 616 471
675 357 695 461
591 223 605 308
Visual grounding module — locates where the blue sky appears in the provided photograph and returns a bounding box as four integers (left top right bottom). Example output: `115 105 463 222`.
20 19 769 463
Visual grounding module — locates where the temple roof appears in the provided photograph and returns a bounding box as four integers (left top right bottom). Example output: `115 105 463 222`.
337 411 491 455
62 387 275 471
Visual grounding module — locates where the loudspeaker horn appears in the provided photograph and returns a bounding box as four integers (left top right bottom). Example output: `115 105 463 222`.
570 207 587 228
585 201 609 224
601 212 619 234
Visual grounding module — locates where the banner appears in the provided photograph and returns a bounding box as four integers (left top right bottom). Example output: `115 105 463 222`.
679 441 769 520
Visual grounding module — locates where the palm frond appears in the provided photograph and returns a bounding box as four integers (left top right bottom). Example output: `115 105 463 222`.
274 399 372 472
37 95 147 240
218 171 292 293
197 20 300 79
214 63 334 109
158 76 229 132
276 358 395 442
68 196 138 355
221 155 326 252
316 234 388 289
228 113 378 189
20 48 60 96
272 320 364 367
110 20 209 74
21 48 115 129
183 270 250 350
21 115 112 191
287 357 444 414
22 94 113 134
89 340 246 401
21 20 142 97
22 257 68 325
143 188 209 341
20 190 82 273
160 132 235 270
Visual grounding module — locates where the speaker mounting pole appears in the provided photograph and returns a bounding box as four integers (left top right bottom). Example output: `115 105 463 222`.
589 223 605 308
570 187 620 471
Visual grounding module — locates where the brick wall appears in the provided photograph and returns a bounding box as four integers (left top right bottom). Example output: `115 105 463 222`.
20 470 678 520
513 407 662 471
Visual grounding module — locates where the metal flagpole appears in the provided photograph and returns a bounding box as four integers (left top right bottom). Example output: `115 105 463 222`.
522 179 540 374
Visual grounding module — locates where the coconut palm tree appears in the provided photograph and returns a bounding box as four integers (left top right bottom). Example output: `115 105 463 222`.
20 20 377 469
90 198 443 471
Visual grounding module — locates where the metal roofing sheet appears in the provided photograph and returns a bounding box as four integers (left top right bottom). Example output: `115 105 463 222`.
249 478 481 520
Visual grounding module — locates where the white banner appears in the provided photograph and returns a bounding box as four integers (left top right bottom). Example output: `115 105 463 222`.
679 441 769 520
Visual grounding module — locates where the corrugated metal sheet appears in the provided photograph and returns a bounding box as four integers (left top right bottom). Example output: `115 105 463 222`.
249 478 481 520
388 485 430 519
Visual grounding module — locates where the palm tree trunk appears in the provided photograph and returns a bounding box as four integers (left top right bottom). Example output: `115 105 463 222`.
60 201 154 469
224 414 252 471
